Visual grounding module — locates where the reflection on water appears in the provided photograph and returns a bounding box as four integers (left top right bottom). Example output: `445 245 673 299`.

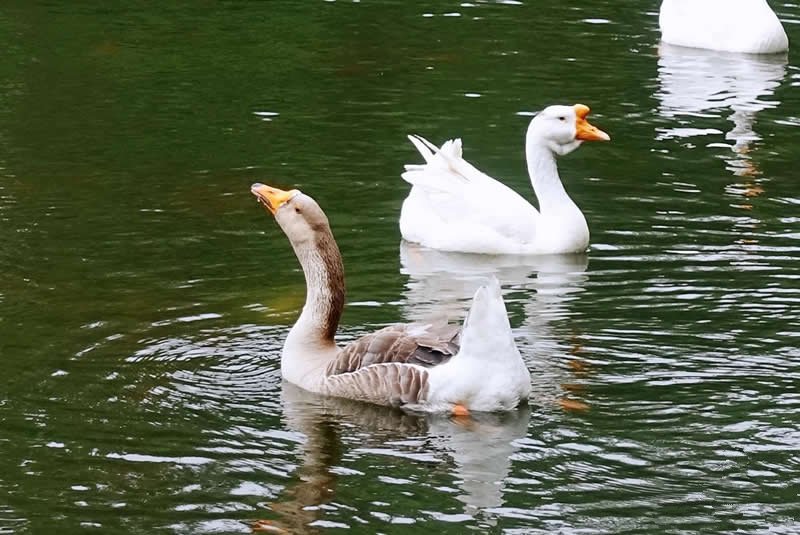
399 240 588 320
655 44 787 203
123 324 534 534
274 382 529 531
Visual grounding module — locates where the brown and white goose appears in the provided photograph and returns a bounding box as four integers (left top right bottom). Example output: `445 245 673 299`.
250 183 531 414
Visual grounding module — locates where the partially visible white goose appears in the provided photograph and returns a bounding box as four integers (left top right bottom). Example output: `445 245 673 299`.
400 104 610 255
250 183 531 414
659 0 788 54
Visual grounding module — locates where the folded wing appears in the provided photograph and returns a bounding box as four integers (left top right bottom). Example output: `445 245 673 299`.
401 135 539 245
323 320 460 407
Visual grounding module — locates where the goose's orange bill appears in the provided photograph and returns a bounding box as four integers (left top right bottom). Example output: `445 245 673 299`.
574 104 611 142
251 183 298 215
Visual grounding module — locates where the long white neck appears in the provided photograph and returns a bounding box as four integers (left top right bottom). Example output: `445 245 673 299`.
282 233 344 380
525 142 577 215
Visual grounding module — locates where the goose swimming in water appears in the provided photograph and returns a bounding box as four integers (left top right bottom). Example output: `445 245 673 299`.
250 183 531 414
399 104 610 255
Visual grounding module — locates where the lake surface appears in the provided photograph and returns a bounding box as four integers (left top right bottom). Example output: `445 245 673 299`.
2 1 800 533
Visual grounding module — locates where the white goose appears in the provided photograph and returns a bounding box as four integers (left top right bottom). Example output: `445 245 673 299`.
250 183 531 414
400 104 610 255
659 0 789 54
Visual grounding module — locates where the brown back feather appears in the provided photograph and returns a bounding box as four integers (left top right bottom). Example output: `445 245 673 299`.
325 322 460 377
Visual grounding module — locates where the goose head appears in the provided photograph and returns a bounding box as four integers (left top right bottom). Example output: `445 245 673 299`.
251 183 332 248
527 104 610 156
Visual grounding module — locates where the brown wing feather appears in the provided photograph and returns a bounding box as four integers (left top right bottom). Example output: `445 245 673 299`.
325 322 460 377
325 362 432 407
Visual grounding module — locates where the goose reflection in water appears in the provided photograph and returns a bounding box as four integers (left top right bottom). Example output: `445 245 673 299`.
254 382 529 533
655 43 787 204
399 241 590 408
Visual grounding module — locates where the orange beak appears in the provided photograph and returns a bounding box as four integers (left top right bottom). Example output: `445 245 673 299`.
574 104 610 142
251 183 298 215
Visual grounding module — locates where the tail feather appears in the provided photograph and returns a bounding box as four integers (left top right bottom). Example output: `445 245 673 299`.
407 134 437 164
401 134 472 190
457 276 517 360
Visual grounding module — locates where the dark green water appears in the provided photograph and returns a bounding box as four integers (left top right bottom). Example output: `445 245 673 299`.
2 1 800 533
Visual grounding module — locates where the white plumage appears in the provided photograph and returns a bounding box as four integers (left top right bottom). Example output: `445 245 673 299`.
659 0 788 54
399 104 610 255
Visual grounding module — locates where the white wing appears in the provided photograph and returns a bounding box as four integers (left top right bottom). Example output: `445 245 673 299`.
400 135 538 252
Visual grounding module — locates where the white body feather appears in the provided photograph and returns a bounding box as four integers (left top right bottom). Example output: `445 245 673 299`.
400 138 542 254
659 0 788 54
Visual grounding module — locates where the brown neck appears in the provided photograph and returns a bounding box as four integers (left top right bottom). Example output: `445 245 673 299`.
290 229 345 345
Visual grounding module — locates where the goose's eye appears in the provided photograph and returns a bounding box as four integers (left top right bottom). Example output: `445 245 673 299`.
558 116 566 122
294 206 301 214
